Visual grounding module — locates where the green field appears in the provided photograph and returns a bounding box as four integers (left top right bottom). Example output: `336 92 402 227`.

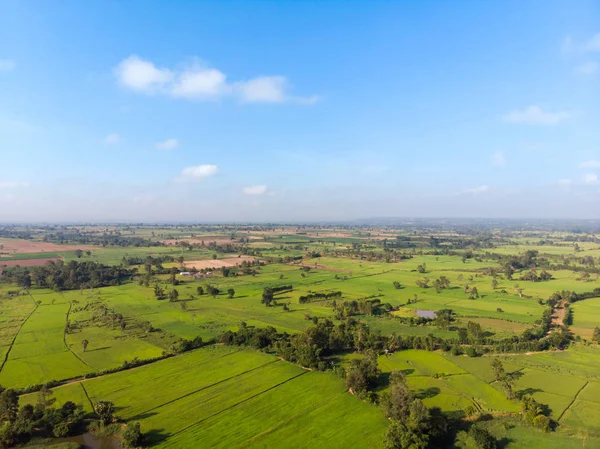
21 346 388 448
2 226 600 448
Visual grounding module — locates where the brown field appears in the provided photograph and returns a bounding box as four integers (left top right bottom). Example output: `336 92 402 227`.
183 256 256 270
0 238 94 254
0 257 61 268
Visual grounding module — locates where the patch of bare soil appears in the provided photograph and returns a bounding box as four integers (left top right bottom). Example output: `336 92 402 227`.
0 239 93 254
183 256 256 270
0 257 61 268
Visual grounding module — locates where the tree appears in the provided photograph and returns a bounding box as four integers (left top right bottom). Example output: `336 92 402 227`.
197 286 204 296
228 288 235 298
469 286 479 299
169 289 179 302
262 288 274 307
491 358 518 399
75 249 83 258
153 284 165 300
384 420 427 449
467 427 497 449
492 279 499 290
393 281 401 289
0 389 18 423
95 401 114 425
382 371 413 421
346 352 381 397
593 327 600 344
415 278 430 289
417 264 427 274
123 422 143 448
81 339 89 352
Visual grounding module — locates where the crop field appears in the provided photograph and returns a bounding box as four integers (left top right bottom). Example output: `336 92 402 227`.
1 225 600 448
21 346 387 448
0 292 92 388
374 351 519 415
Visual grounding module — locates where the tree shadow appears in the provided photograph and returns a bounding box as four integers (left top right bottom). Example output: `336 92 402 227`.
516 387 543 399
144 427 171 445
414 387 440 399
130 410 158 420
86 346 111 352
497 437 514 449
445 409 466 420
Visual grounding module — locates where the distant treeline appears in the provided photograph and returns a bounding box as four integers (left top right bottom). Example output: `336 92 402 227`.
4 260 134 290
43 232 161 247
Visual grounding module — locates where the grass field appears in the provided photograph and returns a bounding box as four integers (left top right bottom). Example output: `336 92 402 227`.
22 346 388 448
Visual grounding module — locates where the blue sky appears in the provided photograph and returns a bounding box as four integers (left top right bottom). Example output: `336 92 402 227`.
0 0 599 222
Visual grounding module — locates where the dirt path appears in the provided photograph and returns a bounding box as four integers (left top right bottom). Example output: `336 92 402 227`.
552 300 566 327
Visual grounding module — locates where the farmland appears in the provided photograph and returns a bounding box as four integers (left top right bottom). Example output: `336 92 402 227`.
1 223 600 447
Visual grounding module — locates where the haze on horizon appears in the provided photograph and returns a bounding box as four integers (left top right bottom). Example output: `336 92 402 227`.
1 0 599 223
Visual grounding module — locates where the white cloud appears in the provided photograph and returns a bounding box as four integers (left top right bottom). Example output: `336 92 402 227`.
575 61 598 75
583 173 599 185
114 55 317 104
465 185 490 194
236 77 286 103
502 106 570 125
0 181 29 189
579 160 600 169
561 36 574 53
558 178 572 186
243 185 267 195
562 33 600 53
105 133 120 145
156 138 179 151
114 56 173 93
492 151 506 167
0 59 15 71
171 66 229 99
176 164 218 182
584 33 600 52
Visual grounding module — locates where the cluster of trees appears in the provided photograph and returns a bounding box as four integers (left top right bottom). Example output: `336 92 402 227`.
521 396 554 432
298 290 342 304
549 288 600 304
382 371 451 449
332 298 391 319
0 386 85 446
260 285 292 306
220 318 456 371
520 269 553 282
6 261 133 291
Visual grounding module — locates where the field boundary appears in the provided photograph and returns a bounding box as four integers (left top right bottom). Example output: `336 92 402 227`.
61 295 94 369
169 370 308 439
558 381 589 422
0 293 39 373
129 359 280 420
239 391 345 447
79 382 96 412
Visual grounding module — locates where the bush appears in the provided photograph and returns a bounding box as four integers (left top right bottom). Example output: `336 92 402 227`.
465 346 479 357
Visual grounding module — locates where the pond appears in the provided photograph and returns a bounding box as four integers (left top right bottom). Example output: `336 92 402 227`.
415 309 436 319
49 433 121 449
